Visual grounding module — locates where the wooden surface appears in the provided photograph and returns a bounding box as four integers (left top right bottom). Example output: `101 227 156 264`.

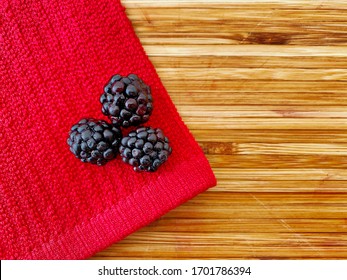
91 0 347 259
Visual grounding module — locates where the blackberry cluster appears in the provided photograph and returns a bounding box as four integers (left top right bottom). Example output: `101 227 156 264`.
119 127 172 172
67 118 122 166
68 73 172 171
100 74 153 128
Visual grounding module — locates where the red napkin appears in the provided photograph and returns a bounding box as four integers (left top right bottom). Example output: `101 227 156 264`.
0 0 216 259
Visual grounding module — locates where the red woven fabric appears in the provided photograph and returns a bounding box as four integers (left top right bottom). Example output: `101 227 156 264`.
0 0 216 259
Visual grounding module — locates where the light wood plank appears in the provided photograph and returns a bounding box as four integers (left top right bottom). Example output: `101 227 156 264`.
191 129 347 143
207 154 347 168
164 81 347 93
124 0 347 9
158 68 347 81
214 168 347 181
178 105 347 118
202 143 347 155
144 45 347 57
151 56 347 69
184 118 347 130
210 180 347 193
128 8 347 22
169 92 347 106
144 218 347 233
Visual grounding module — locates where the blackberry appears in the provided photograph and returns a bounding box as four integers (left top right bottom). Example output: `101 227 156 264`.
100 74 153 128
119 127 172 172
67 118 122 166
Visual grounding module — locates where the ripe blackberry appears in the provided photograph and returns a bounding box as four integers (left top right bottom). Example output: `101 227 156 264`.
119 127 172 172
67 118 122 166
100 74 153 128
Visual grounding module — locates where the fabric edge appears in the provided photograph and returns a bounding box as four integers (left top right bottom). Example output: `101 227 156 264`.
27 154 216 259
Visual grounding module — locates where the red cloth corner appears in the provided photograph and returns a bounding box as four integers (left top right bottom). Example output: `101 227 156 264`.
0 0 216 259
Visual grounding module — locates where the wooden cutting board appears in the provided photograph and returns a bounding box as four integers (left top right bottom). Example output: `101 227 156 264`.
91 0 347 259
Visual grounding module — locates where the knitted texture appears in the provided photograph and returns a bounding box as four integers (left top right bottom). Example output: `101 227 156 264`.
0 0 216 259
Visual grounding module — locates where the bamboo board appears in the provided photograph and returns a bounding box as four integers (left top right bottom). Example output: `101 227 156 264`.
91 0 347 259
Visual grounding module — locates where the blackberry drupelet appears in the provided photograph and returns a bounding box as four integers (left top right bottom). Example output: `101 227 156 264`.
100 74 153 128
119 127 172 172
67 118 122 166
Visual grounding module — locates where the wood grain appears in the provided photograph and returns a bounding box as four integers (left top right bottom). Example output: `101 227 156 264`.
91 0 347 259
